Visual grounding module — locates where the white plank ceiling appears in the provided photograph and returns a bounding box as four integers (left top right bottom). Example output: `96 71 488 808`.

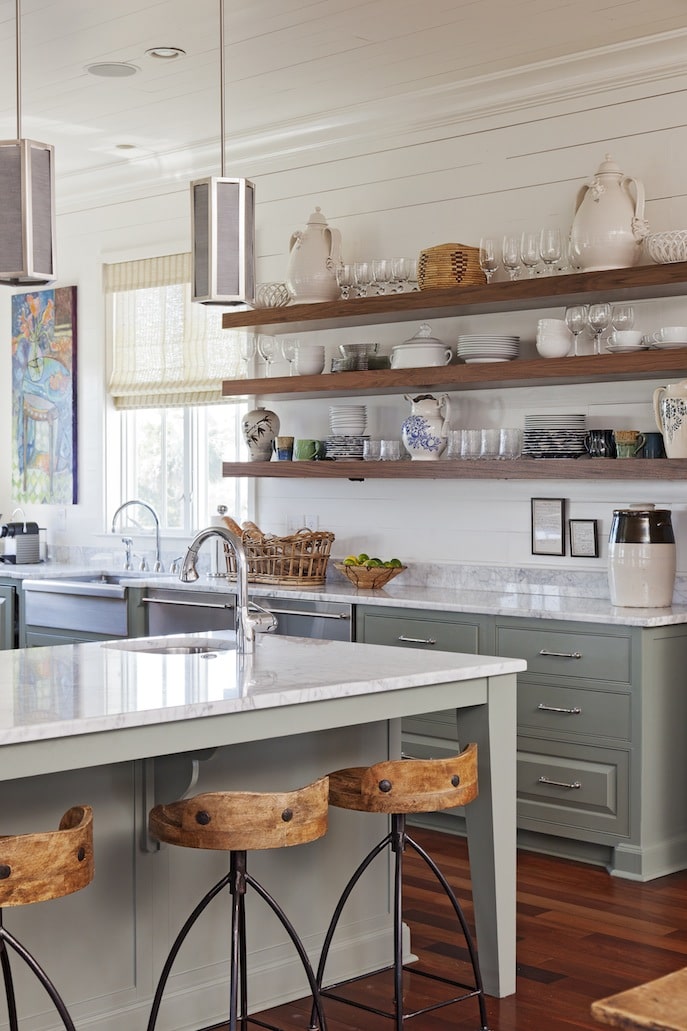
0 0 685 189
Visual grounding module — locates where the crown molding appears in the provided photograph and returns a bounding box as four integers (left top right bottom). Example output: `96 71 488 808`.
56 29 687 215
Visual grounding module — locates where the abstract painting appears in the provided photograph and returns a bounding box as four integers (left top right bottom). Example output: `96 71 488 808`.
11 286 78 504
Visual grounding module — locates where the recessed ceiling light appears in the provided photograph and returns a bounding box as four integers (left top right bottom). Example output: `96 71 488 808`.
146 46 186 59
87 62 139 78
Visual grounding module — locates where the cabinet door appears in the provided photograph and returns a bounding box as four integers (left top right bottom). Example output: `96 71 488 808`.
0 584 15 649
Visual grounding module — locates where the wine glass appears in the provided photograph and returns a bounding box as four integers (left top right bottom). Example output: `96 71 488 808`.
407 258 419 290
588 302 612 355
335 264 355 300
257 336 277 377
238 335 256 375
353 261 372 298
501 235 521 280
391 257 411 292
564 305 589 356
611 304 635 331
539 228 562 276
281 338 298 375
479 237 500 284
372 258 393 295
520 231 540 278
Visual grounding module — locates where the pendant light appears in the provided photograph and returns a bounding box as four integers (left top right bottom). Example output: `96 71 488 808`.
191 0 255 305
0 0 56 286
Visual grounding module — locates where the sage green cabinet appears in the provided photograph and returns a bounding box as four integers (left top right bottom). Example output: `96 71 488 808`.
0 583 15 649
357 604 687 881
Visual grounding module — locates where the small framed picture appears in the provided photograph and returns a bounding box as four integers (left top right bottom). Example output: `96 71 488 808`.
531 497 566 556
569 518 599 558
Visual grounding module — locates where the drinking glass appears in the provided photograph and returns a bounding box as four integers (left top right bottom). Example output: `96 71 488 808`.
588 302 613 355
407 258 419 291
353 261 372 298
479 237 500 284
611 304 635 331
239 335 256 375
564 304 589 356
520 231 540 278
371 259 393 295
539 228 562 275
501 235 521 280
380 439 401 460
335 264 355 300
281 338 298 375
391 257 411 292
480 428 500 459
257 336 277 376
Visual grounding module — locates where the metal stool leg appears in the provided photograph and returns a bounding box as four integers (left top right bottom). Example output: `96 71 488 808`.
0 919 78 1031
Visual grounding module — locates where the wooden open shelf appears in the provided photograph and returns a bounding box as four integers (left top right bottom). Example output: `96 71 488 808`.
222 458 687 481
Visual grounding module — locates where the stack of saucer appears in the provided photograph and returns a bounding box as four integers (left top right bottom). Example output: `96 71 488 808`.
522 414 587 458
329 405 367 436
457 335 520 363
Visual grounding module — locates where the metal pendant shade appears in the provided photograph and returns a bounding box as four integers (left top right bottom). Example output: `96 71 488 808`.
0 0 56 286
191 0 255 305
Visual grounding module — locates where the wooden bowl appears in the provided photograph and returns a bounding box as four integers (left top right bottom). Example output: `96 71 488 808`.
334 563 407 590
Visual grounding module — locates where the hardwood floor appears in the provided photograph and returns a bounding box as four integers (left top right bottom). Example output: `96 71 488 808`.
253 826 687 1031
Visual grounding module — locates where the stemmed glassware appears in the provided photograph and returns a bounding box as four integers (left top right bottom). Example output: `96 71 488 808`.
390 258 408 292
407 258 419 291
588 302 613 355
611 304 635 331
371 259 393 295
501 235 521 280
520 232 540 278
257 336 277 376
335 264 355 300
478 237 500 284
281 338 298 375
539 228 562 276
564 305 589 356
239 335 256 375
353 261 372 298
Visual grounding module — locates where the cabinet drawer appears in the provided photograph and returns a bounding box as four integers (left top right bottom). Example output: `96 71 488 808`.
403 710 461 742
360 613 479 653
517 739 629 838
517 682 631 742
497 625 631 683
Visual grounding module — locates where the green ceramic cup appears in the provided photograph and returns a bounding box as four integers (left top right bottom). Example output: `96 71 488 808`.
293 438 324 461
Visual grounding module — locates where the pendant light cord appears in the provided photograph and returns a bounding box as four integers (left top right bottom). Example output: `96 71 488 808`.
219 0 225 177
15 0 21 139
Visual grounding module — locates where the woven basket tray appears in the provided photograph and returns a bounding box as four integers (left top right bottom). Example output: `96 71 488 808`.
334 563 407 590
417 243 486 290
223 528 335 586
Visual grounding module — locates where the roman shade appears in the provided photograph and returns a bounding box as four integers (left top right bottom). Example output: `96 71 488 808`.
105 252 244 409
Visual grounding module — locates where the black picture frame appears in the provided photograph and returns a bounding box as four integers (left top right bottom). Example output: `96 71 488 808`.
569 518 599 558
531 497 566 556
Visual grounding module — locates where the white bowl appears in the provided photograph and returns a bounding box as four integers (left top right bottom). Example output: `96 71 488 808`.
536 332 572 358
390 343 452 368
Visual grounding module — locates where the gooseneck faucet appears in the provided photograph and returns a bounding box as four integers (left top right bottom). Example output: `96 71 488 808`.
179 525 277 653
111 500 163 572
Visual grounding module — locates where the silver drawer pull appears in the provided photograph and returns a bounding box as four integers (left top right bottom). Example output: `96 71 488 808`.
264 607 350 620
538 649 582 659
538 776 582 790
142 597 233 610
537 704 582 715
397 635 437 645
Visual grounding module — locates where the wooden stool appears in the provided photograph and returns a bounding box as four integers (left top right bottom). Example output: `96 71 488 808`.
0 805 94 1031
147 778 330 1031
312 745 489 1031
592 967 687 1031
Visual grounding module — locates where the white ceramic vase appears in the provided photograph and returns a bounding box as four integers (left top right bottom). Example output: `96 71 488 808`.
653 380 687 457
242 407 280 461
401 393 450 460
569 155 649 272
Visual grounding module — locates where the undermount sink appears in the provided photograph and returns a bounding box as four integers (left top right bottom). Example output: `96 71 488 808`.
102 636 235 656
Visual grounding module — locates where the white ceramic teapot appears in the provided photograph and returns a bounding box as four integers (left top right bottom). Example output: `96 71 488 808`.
285 206 342 303
401 393 451 461
653 379 687 457
569 155 649 272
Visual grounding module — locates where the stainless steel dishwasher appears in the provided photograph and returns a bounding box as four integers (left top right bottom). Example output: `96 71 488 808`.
260 596 354 641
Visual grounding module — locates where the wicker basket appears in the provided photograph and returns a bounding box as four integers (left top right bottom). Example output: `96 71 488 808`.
417 243 486 290
334 563 407 590
646 230 687 264
223 527 335 586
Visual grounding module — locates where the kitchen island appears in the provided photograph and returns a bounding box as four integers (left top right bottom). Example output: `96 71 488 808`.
0 631 524 1030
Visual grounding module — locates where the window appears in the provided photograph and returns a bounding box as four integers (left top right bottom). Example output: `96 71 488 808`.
105 254 249 533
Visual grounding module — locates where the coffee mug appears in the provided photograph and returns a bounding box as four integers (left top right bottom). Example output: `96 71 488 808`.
275 435 294 461
584 429 616 458
609 330 644 348
613 429 645 458
293 438 324 461
651 326 687 344
642 431 666 459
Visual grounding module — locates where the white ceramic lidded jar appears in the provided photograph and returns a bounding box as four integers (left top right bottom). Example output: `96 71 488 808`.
569 155 649 272
285 206 342 303
608 504 676 608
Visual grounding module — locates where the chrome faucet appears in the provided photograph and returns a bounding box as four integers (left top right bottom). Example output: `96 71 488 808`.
111 500 163 572
179 525 277 652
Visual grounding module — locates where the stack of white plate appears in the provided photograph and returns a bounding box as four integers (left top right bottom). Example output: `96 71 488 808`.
523 414 587 458
324 435 368 460
329 405 367 436
457 335 520 363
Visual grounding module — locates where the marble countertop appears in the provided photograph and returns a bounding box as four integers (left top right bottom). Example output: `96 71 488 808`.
7 562 687 627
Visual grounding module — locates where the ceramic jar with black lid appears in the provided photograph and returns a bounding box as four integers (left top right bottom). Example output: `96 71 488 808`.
608 504 676 607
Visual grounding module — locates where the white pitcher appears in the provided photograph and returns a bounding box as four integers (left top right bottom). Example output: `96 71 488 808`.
285 206 342 303
569 155 649 272
653 380 687 457
401 393 451 460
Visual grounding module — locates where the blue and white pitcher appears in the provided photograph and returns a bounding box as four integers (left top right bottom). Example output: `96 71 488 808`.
401 393 451 460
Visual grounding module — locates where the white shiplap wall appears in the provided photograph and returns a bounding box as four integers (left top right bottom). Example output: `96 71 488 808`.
2 36 687 574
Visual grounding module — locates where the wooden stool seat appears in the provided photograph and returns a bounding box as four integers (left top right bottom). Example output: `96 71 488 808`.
149 778 329 852
328 743 478 814
0 806 94 1031
147 779 329 1031
592 967 687 1031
